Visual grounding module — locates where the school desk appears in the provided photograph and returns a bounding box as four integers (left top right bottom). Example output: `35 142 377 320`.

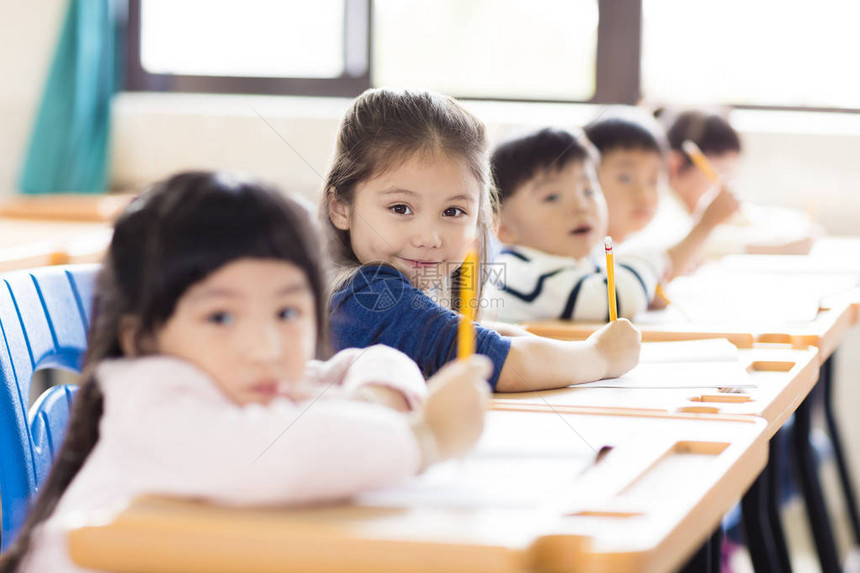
0 218 112 272
0 192 133 222
492 342 818 440
720 236 860 324
68 409 768 573
523 299 854 363
521 272 857 573
492 341 820 573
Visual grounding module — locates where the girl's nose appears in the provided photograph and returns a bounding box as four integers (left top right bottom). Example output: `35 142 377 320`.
246 323 283 362
411 219 442 248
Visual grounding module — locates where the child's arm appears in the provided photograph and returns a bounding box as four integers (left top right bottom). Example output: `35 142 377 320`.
100 356 489 506
744 235 815 255
307 346 428 411
666 185 740 278
479 320 535 337
495 318 641 392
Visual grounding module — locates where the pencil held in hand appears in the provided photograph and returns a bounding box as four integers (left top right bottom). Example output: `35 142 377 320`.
458 249 479 360
681 140 721 183
604 236 618 322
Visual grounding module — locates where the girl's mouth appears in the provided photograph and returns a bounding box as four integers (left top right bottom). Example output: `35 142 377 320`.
400 257 440 268
570 225 593 236
249 380 278 397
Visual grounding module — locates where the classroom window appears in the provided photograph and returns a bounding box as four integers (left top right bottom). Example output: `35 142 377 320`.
641 0 860 110
127 0 860 110
127 0 370 96
372 0 598 101
140 0 345 78
126 0 637 103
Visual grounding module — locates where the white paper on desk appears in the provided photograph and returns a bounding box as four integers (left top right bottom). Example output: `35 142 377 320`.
722 254 860 278
659 266 857 324
575 361 754 390
358 412 595 510
357 456 590 510
639 339 738 363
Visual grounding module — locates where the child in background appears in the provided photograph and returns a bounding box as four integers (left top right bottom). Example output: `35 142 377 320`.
325 88 640 394
658 108 819 257
585 108 739 279
485 127 664 323
2 172 490 573
583 109 667 244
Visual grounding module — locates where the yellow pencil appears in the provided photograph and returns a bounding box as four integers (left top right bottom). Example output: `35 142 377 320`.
458 249 479 360
604 236 617 321
681 140 721 184
655 283 671 306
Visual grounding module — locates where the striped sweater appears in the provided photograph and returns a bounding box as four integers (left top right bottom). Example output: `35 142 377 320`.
483 244 667 323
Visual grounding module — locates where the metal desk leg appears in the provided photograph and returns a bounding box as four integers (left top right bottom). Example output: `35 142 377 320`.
742 462 784 573
793 392 841 573
821 353 860 545
767 431 793 573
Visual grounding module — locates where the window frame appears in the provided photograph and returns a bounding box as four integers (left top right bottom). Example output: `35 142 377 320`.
125 0 373 97
126 0 860 113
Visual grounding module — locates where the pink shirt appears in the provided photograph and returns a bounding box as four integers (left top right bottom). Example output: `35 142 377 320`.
22 346 426 572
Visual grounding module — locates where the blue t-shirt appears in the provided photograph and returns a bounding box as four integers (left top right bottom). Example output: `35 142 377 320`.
330 265 512 390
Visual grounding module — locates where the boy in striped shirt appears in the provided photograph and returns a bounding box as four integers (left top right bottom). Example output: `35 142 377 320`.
484 128 666 323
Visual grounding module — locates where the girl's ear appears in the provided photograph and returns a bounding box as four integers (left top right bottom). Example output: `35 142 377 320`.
118 316 157 357
328 194 351 231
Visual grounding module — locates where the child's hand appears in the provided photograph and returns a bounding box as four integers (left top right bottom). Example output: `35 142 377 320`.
586 318 641 379
417 356 492 463
698 185 740 229
648 295 669 310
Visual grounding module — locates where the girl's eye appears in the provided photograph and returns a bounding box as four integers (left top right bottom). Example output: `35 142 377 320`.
618 174 632 184
443 207 466 217
277 307 299 321
543 194 560 203
584 188 596 197
390 204 412 215
206 311 234 326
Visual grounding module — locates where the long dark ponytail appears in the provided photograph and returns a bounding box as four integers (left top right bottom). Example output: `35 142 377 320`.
0 171 328 570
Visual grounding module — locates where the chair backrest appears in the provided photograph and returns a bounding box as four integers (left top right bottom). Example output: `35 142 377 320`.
29 384 79 491
0 264 97 551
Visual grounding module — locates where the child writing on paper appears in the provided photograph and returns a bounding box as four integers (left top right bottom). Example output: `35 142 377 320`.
585 108 740 279
325 88 640 394
484 127 665 323
654 108 820 257
2 172 490 573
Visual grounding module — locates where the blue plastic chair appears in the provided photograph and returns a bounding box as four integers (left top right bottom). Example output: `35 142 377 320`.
29 384 79 492
0 264 97 551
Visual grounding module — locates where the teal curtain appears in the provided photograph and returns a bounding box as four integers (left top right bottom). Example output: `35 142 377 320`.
18 0 122 194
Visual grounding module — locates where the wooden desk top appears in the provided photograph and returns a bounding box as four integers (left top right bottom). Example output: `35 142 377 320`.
69 409 768 573
0 193 133 222
524 299 854 364
493 343 819 440
0 218 111 272
524 244 860 363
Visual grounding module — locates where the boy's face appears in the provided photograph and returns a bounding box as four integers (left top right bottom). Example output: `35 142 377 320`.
153 259 317 406
597 148 664 241
497 160 607 260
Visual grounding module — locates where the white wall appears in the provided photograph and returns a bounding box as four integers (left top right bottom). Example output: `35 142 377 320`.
0 0 66 193
108 96 860 236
